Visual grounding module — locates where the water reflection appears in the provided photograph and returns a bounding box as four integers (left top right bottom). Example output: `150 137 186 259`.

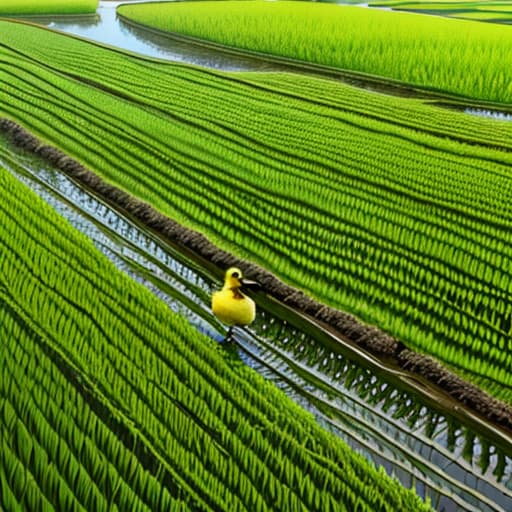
23 0 285 71
237 317 512 511
465 108 512 122
1 134 512 511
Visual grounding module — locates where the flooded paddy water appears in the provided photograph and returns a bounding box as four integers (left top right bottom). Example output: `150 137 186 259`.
25 0 285 71
24 0 512 119
3 2 512 510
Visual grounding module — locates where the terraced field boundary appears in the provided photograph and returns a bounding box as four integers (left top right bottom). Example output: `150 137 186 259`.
3 118 512 434
1 137 434 511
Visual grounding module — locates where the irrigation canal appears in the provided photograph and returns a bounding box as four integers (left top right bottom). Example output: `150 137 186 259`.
3 3 512 510
2 132 512 511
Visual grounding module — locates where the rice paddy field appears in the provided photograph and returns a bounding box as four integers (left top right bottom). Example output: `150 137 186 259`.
0 0 98 15
2 0 512 510
369 1 512 23
117 1 512 103
2 155 436 510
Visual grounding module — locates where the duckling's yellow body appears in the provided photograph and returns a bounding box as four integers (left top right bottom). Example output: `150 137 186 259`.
212 267 256 327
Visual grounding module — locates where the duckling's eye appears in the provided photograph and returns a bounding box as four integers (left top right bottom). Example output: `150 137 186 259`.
232 271 240 278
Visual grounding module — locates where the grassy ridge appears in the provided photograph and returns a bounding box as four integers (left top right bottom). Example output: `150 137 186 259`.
0 0 97 15
371 0 512 7
0 163 431 510
369 0 512 22
117 0 512 103
1 20 512 408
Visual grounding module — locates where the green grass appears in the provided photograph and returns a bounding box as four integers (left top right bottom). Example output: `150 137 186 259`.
371 1 512 7
0 162 433 510
0 0 97 15
448 10 512 20
369 1 512 22
117 0 512 103
1 19 512 409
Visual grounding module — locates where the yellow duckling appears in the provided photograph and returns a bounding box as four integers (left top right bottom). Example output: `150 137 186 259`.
212 267 258 341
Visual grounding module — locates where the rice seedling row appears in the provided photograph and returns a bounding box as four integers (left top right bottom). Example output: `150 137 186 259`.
0 162 431 509
4 133 511 509
18 40 512 159
0 0 97 15
6 57 512 388
5 29 512 161
238 72 512 147
0 304 189 512
1 21 512 407
2 67 510 364
4 48 512 256
117 1 512 103
13 43 509 220
16 82 512 352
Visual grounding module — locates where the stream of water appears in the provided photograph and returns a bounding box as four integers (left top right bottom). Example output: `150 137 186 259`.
27 0 285 71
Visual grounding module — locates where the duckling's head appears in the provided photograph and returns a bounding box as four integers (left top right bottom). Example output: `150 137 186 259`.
224 267 244 289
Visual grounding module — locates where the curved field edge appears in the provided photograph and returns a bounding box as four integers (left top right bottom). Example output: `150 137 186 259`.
0 161 432 511
2 21 512 413
117 0 512 104
117 11 512 114
3 118 512 435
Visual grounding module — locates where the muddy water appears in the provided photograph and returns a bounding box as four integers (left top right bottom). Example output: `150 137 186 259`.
2 134 512 511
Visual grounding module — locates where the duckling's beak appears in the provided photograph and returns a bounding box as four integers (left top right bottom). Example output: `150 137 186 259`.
240 278 261 291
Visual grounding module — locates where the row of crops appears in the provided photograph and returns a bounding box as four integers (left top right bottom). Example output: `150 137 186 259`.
6 127 512 512
0 162 433 510
4 132 509 511
117 1 512 103
1 19 512 408
369 1 512 23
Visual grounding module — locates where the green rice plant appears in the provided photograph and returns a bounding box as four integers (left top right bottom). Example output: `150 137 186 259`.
448 10 512 20
370 0 512 22
1 18 512 408
0 165 431 510
117 0 512 103
0 0 97 15
0 307 186 511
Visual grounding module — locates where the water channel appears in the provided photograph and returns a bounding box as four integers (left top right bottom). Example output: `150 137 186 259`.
3 2 512 510
27 0 286 71
2 133 512 512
